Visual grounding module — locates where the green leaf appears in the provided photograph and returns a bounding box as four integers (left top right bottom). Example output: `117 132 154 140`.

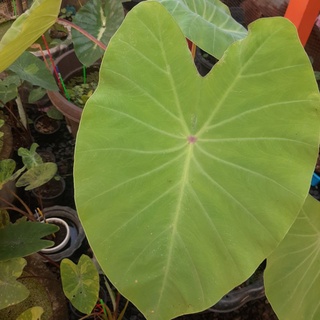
155 0 247 59
28 87 46 104
74 3 320 319
0 0 62 72
46 106 64 120
0 210 10 228
18 143 42 169
60 255 99 315
15 162 58 190
9 52 58 91
0 74 20 104
0 258 29 310
0 159 16 188
72 0 124 67
16 307 44 320
0 220 59 261
265 195 320 320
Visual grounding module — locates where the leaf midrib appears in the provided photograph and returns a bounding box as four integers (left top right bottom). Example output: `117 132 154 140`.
156 143 194 313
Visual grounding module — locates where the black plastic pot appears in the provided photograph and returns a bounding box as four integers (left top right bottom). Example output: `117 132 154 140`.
209 261 266 313
31 177 66 207
209 276 264 313
41 206 85 261
195 48 218 76
38 149 56 163
122 0 145 15
33 114 61 144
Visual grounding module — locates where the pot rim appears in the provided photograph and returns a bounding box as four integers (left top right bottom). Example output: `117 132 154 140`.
40 217 71 253
31 177 66 200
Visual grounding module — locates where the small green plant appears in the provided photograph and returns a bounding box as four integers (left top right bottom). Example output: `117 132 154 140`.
59 6 76 21
0 143 57 192
0 141 60 314
61 254 129 320
0 50 58 146
67 70 99 108
0 202 59 311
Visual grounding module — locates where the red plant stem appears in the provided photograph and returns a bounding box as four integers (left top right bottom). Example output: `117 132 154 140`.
0 191 35 221
41 34 62 91
57 18 107 51
0 204 30 218
9 189 36 220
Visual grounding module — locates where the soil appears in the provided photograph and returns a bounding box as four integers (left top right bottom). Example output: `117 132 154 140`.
65 65 99 108
34 114 60 134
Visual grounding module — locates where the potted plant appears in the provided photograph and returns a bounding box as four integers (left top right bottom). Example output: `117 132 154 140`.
0 142 58 192
47 49 100 137
0 200 70 319
29 20 72 60
31 176 66 207
46 0 124 137
0 50 59 148
33 113 61 136
0 146 83 317
0 173 62 316
195 47 219 76
0 0 320 319
61 254 129 320
0 141 62 224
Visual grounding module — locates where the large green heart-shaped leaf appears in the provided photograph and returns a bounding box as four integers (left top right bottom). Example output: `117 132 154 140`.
265 195 320 320
155 0 247 59
74 3 320 319
60 255 99 315
9 52 58 91
0 0 61 72
0 258 29 310
0 220 58 261
72 0 124 67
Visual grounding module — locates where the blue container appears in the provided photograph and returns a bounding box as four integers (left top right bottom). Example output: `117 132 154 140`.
311 172 320 187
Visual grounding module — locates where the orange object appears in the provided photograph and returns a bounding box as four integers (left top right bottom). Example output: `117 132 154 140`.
186 39 196 59
285 0 320 46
